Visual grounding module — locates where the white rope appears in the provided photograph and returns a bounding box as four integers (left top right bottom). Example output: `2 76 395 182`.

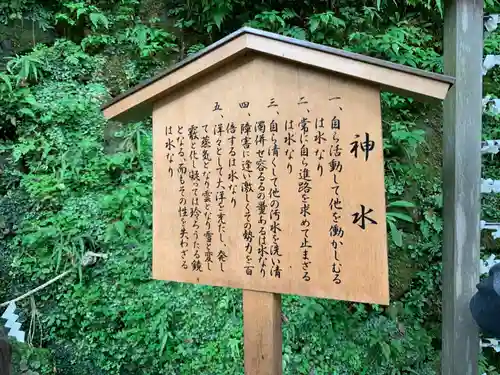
0 270 72 308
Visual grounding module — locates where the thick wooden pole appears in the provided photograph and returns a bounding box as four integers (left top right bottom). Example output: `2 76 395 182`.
243 290 282 375
442 1 483 374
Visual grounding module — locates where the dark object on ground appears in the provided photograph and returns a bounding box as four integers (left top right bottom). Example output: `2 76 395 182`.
0 331 12 375
470 263 500 338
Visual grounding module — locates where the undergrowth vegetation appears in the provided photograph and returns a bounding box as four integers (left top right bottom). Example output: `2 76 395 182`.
1 0 500 374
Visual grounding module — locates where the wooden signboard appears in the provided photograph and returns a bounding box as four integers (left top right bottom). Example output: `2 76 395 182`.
152 55 389 305
102 27 453 375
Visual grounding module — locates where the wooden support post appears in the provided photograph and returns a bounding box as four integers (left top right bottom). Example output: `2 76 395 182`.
243 290 282 375
442 0 483 374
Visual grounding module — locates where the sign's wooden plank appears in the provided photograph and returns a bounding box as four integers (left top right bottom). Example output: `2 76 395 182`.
152 55 389 305
243 291 282 375
442 0 483 374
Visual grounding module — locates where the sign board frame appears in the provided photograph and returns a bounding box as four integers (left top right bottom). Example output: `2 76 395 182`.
152 54 389 305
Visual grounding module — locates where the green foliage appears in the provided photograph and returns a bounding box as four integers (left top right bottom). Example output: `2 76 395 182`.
1 0 500 374
11 342 54 375
55 2 110 30
386 200 415 247
348 19 442 70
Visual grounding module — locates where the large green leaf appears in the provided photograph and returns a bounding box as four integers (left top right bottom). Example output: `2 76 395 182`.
387 211 414 223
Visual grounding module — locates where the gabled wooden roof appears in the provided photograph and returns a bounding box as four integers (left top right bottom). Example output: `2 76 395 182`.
101 27 455 123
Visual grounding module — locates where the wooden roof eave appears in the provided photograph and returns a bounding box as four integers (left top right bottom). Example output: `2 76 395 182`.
101 27 455 123
244 33 453 104
102 33 251 123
